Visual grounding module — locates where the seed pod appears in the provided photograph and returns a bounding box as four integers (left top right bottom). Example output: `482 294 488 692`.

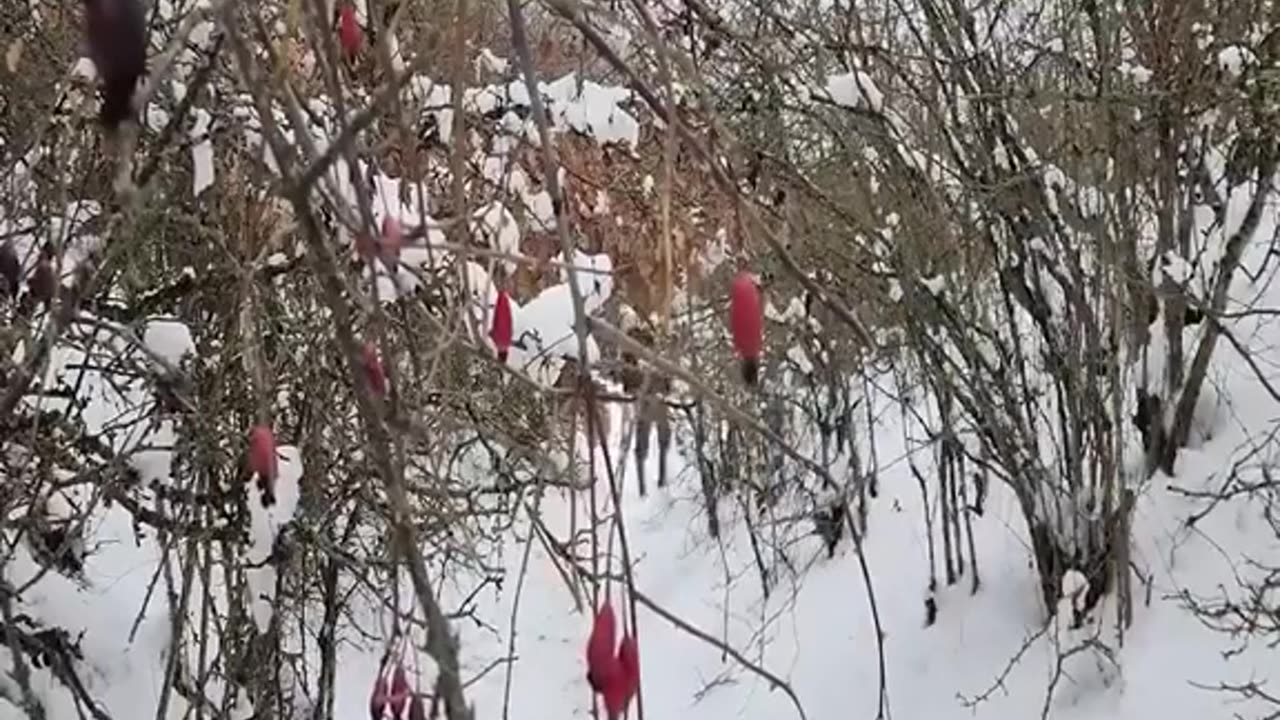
585 603 619 693
728 271 763 385
379 217 402 268
603 634 640 719
0 243 19 299
28 256 56 306
617 634 639 694
338 4 362 60
362 341 387 397
248 425 278 482
407 693 426 720
387 663 410 718
83 0 147 129
490 290 513 362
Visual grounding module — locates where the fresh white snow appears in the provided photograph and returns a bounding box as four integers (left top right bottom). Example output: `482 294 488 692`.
10 184 1280 716
9 313 1280 718
824 71 885 112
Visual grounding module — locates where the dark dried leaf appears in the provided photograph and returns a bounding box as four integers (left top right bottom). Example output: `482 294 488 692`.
83 0 147 128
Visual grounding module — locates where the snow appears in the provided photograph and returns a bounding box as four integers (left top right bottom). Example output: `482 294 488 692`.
825 71 884 112
472 201 521 272
923 274 946 295
142 318 195 364
477 48 509 74
14 23 1280 720
70 57 96 81
190 108 215 197
420 71 641 149
506 259 611 384
785 344 814 374
246 446 302 632
69 363 1280 718
699 227 729 274
11 242 1280 720
1216 46 1256 77
1118 62 1152 84
560 247 613 304
1160 250 1193 286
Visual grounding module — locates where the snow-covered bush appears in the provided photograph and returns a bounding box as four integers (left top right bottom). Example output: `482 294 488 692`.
5 2 1280 720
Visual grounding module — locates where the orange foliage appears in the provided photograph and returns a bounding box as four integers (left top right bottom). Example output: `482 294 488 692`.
507 122 738 319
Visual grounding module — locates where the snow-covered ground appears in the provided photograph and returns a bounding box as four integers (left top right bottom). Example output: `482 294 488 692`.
430 356 1280 720
4 35 1280 720
7 243 1280 720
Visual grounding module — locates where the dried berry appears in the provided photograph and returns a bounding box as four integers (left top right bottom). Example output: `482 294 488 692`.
338 3 362 60
407 693 425 720
0 242 19 299
387 663 410 718
586 603 619 693
379 217 402 268
603 634 640 719
83 0 147 129
248 425 278 482
362 341 387 397
729 271 763 385
490 290 513 362
28 256 55 306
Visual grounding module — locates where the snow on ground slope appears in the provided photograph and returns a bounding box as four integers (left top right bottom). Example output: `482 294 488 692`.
8 351 1277 720
5 307 1280 720
420 384 1278 720
321 187 1280 720
331 192 1280 717
5 195 1280 720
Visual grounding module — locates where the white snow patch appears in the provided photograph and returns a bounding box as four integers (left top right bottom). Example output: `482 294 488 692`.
922 275 946 295
473 202 521 272
191 108 215 197
1162 250 1193 286
142 318 195 365
245 446 303 632
824 71 884 112
1217 45 1256 77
